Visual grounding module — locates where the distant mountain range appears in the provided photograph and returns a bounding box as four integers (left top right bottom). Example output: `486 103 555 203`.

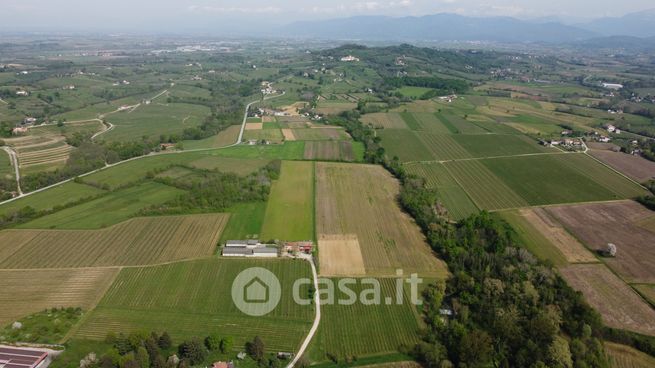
278 10 655 45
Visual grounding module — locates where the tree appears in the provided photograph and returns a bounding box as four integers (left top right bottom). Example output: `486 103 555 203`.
135 347 150 368
219 337 233 354
246 336 265 361
458 330 492 368
547 336 573 368
205 335 221 351
158 332 172 350
178 338 207 365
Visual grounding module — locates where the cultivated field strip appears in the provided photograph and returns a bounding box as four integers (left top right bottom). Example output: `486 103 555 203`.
304 141 356 161
0 268 119 325
444 160 528 210
319 279 423 357
553 153 648 198
418 133 472 161
404 163 478 219
18 144 73 167
606 342 655 368
361 113 407 129
560 264 655 336
315 162 447 277
411 113 452 133
74 258 313 352
0 214 229 268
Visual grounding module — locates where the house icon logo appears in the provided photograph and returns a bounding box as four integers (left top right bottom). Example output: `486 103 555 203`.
244 277 269 303
231 267 281 316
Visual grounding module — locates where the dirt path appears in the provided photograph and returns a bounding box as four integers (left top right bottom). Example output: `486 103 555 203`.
2 146 21 195
287 255 320 368
91 121 114 140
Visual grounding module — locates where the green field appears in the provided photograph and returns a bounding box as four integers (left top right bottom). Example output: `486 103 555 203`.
482 154 646 205
18 182 184 229
443 153 647 210
379 129 432 162
497 210 568 267
260 161 315 241
451 134 548 157
74 258 314 353
211 142 305 160
310 279 423 361
404 163 478 220
102 103 210 142
0 182 105 216
219 202 267 242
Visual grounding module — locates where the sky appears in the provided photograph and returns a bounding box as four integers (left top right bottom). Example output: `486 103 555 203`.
1 0 654 32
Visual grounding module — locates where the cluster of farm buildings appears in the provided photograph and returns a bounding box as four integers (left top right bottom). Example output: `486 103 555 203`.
221 240 313 258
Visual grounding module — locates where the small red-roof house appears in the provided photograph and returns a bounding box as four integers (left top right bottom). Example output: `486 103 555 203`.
211 362 234 368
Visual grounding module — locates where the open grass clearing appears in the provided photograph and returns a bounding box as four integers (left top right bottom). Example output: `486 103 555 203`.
17 182 184 229
102 103 210 142
0 214 228 268
181 125 241 150
260 161 315 241
219 202 267 243
0 182 104 216
210 141 305 160
316 162 447 277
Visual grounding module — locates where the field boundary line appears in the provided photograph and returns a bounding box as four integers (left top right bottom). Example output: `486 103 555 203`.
402 150 571 165
582 151 649 192
59 266 123 343
0 90 286 207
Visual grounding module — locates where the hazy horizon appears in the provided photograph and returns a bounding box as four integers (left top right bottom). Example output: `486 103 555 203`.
1 0 654 34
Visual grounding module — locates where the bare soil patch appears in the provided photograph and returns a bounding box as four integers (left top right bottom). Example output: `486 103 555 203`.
245 122 263 130
590 150 655 182
560 264 655 336
281 128 296 141
519 208 597 263
547 201 655 283
318 234 366 276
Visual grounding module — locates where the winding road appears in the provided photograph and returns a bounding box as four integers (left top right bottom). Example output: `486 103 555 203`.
0 90 285 206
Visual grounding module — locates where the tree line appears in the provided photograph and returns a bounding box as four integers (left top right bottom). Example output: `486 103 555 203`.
331 110 655 367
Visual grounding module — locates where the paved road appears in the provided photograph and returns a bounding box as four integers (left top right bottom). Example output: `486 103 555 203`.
0 90 284 207
1 146 21 195
287 256 320 368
